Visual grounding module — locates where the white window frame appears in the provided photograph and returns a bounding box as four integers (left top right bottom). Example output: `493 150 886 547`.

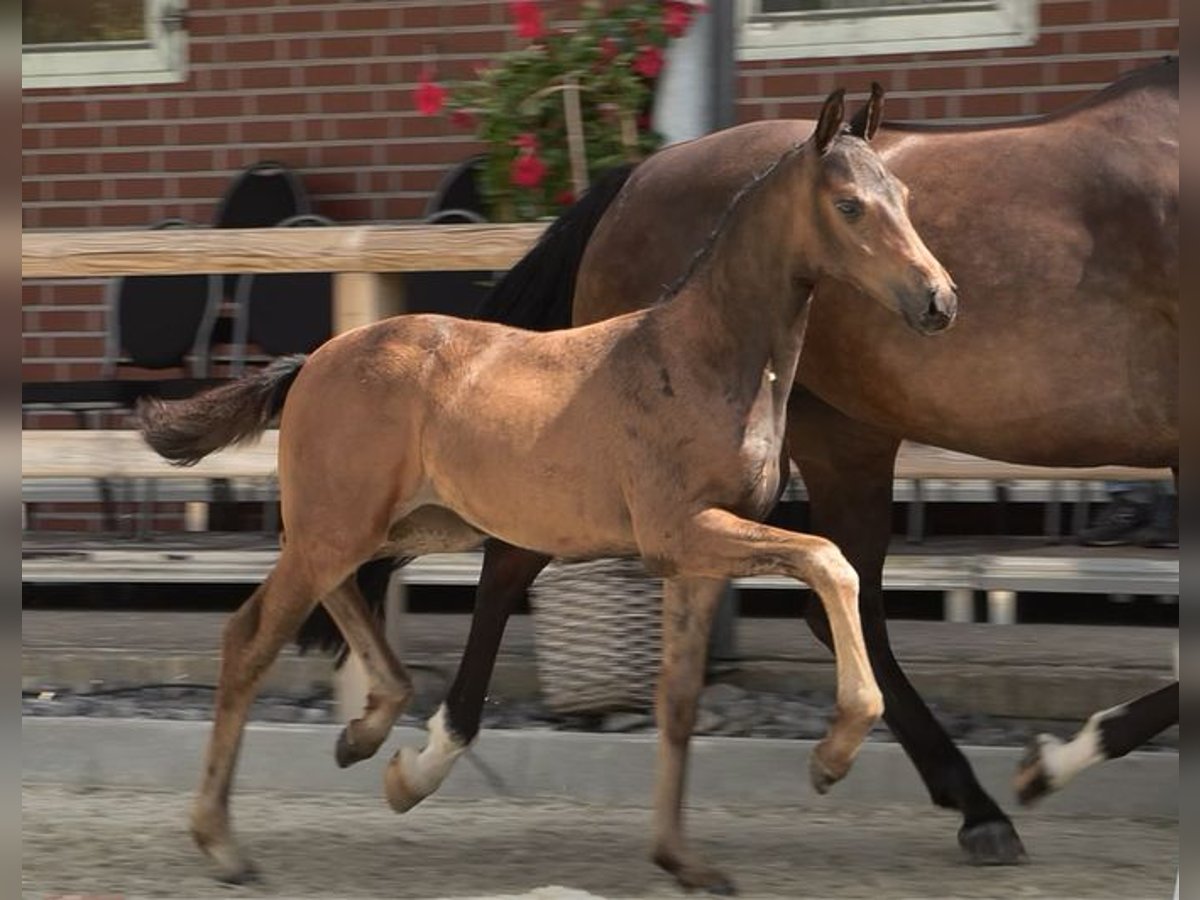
736 0 1037 60
22 0 187 89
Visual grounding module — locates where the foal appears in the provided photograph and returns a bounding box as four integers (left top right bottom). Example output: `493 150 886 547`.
140 88 955 893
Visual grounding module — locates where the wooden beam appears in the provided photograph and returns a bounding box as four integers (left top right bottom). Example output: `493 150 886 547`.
22 223 548 279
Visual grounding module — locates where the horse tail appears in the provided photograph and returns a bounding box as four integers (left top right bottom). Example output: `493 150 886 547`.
137 354 306 466
472 162 636 331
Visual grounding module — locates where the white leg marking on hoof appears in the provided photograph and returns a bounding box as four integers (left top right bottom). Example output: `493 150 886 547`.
1038 714 1106 791
386 705 467 810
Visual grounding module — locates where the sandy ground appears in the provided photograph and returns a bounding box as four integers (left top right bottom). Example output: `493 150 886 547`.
22 783 1177 900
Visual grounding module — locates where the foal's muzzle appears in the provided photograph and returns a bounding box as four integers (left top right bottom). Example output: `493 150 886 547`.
902 284 957 335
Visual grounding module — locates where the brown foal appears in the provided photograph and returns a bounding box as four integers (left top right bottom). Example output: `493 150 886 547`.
140 88 954 893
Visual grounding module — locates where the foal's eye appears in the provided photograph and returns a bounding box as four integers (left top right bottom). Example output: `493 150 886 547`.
835 198 863 219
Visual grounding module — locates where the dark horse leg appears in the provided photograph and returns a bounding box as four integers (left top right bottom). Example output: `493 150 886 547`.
384 539 550 812
788 388 1025 864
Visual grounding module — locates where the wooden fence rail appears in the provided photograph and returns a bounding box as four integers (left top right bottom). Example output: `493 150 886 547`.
23 223 550 333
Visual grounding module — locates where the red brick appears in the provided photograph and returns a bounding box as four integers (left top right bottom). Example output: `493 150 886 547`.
319 197 376 222
318 35 375 58
241 67 298 90
448 3 496 27
177 176 230 199
178 122 233 145
45 125 104 148
1151 26 1180 49
39 206 90 228
255 92 309 117
400 6 440 28
226 39 281 63
160 149 215 173
904 66 968 90
1104 0 1172 21
334 117 390 141
317 144 377 168
319 91 375 115
1076 27 1152 53
115 124 166 145
192 95 246 119
757 72 824 100
980 62 1045 88
99 204 157 227
35 152 90 176
1040 1 1099 27
43 335 105 358
335 5 391 31
111 179 169 200
957 91 1024 118
302 64 359 87
271 10 325 34
33 309 97 333
95 151 154 174
243 120 295 144
1057 58 1125 84
35 101 91 124
51 180 104 202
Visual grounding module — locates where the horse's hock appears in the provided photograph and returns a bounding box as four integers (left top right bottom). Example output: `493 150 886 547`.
530 558 662 714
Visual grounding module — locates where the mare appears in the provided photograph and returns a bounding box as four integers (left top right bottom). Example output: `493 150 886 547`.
352 58 1177 868
139 89 957 893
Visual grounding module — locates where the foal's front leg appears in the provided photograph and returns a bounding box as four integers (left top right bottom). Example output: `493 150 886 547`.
651 576 732 893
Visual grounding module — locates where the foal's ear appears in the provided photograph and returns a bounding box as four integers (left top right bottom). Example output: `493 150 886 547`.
849 82 885 141
813 88 846 155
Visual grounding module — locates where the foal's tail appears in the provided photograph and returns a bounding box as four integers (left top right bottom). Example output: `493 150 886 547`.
472 163 636 331
137 354 306 466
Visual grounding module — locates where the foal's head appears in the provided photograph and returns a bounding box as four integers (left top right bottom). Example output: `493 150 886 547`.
795 86 957 334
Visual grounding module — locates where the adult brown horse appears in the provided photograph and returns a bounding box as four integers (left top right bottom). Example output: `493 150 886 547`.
141 89 956 892
360 57 1177 870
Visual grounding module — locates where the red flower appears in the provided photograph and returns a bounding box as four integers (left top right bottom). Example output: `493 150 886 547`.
414 68 446 116
555 188 575 206
632 44 664 79
598 36 620 63
512 132 539 151
663 1 693 39
511 151 548 189
509 0 545 40
450 109 476 129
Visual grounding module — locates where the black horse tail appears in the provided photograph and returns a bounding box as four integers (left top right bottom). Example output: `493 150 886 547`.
295 164 636 659
138 354 306 466
472 163 636 330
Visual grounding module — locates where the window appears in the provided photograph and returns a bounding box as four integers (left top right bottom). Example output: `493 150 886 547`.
22 0 187 89
737 0 1037 60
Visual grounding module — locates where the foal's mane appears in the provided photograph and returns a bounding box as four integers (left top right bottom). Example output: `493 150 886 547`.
660 135 819 304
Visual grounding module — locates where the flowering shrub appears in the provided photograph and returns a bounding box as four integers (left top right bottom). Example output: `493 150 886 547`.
416 0 706 221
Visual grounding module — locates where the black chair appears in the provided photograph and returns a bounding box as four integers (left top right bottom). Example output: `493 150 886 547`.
22 218 223 422
230 214 334 375
403 156 498 319
213 160 311 304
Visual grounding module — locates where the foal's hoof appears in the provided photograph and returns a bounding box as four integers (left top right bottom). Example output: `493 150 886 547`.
653 851 737 895
808 742 848 795
335 726 373 769
958 819 1027 866
1013 734 1058 806
383 747 429 814
195 833 259 885
216 860 261 886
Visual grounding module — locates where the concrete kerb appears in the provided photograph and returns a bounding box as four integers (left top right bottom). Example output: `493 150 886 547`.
22 717 1177 819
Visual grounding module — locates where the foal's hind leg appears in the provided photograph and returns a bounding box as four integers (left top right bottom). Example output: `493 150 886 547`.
385 540 550 812
191 549 325 882
323 577 415 768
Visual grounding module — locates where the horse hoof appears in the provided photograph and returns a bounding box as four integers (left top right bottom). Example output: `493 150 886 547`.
216 860 260 885
808 743 846 794
335 727 369 769
1013 735 1057 806
653 850 737 895
958 819 1027 866
383 748 428 814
